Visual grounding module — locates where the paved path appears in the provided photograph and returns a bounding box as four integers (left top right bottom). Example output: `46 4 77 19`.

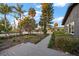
37 35 51 48
0 35 72 56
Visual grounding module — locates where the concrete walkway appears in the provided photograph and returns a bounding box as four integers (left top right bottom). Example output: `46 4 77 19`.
37 35 51 48
0 35 72 56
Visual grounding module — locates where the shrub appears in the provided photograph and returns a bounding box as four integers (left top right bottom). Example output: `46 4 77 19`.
48 33 55 48
48 39 53 48
55 36 75 52
48 31 79 55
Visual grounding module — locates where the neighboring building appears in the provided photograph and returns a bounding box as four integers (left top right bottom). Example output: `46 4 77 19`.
13 16 25 30
14 19 19 29
46 25 52 33
54 22 58 31
35 24 41 32
62 3 79 36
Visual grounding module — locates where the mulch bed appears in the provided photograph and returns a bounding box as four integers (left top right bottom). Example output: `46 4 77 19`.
0 34 48 51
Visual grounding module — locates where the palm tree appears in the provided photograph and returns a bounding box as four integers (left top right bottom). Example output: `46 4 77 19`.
28 8 36 18
13 4 26 34
0 3 12 32
13 4 26 20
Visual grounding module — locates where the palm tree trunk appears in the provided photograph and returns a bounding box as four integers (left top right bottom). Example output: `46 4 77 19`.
4 14 9 38
19 14 22 35
4 14 7 32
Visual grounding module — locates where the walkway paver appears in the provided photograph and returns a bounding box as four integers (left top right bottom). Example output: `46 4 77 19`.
0 35 72 56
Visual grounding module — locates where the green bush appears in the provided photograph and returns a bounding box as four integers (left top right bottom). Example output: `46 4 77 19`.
54 36 79 52
48 33 55 48
48 39 53 48
48 31 79 55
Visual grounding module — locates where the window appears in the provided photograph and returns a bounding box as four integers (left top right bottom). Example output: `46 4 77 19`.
70 22 74 35
71 22 74 33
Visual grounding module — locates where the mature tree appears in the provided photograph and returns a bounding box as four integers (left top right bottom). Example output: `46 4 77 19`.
39 3 54 34
54 22 58 27
0 3 12 32
54 22 58 31
28 8 36 18
19 16 36 34
13 4 26 33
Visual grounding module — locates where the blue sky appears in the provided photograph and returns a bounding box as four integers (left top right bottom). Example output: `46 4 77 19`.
53 3 69 27
0 3 69 27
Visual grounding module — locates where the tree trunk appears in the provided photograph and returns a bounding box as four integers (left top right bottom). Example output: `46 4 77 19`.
4 14 9 38
43 21 47 35
4 14 7 32
19 14 22 35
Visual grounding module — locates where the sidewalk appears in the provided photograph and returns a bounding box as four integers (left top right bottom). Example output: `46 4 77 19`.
36 35 51 48
0 35 72 56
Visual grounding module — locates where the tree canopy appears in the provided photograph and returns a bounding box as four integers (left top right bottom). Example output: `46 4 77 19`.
28 8 36 18
19 16 36 33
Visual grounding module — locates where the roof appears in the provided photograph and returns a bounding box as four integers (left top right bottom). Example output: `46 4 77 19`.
62 3 78 25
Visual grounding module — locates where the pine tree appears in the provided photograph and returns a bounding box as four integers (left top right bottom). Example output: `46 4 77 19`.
39 3 54 34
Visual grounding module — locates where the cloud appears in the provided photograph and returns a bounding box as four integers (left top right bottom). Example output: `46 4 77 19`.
24 12 28 16
54 3 67 7
35 11 42 17
34 11 42 23
36 5 41 8
52 16 64 27
53 16 64 23
36 11 41 14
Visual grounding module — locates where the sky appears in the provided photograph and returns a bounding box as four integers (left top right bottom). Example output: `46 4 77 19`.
0 3 69 27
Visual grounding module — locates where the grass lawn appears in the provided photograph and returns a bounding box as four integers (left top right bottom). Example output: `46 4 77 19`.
0 34 48 51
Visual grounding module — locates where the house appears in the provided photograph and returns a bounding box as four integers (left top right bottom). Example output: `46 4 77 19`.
62 3 79 36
